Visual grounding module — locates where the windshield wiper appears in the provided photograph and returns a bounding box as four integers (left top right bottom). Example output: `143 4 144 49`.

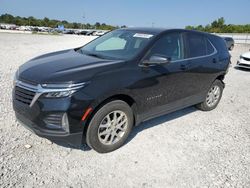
79 49 120 60
79 49 106 59
85 53 103 58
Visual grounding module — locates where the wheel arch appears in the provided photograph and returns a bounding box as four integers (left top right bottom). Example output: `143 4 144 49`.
82 93 137 142
216 74 225 82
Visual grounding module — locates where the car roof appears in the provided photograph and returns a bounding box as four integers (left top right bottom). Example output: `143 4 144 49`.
119 27 213 36
120 27 168 34
223 37 233 40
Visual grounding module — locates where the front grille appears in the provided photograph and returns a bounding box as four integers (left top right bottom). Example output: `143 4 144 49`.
15 86 36 105
243 56 250 61
18 78 38 86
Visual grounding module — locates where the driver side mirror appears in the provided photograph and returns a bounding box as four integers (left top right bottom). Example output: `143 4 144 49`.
143 55 171 66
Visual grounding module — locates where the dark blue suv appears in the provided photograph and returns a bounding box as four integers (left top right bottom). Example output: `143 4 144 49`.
13 28 230 153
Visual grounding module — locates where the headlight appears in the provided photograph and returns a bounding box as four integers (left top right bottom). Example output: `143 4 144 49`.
41 82 86 89
44 90 76 98
41 82 87 98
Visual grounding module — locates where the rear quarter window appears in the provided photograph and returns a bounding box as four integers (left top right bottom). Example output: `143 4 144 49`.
186 33 215 58
206 39 215 54
210 35 230 59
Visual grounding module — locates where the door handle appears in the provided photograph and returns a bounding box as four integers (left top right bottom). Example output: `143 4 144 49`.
213 58 218 63
180 64 190 70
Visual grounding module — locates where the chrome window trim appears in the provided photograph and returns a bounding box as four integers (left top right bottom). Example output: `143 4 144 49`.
139 37 218 67
170 39 218 63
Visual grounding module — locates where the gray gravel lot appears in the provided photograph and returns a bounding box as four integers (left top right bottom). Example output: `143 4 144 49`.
0 33 250 188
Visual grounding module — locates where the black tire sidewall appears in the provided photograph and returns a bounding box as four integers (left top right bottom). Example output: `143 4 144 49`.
86 100 134 153
230 45 234 51
203 80 224 111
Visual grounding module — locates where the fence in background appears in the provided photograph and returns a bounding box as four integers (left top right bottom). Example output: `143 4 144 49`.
217 33 250 44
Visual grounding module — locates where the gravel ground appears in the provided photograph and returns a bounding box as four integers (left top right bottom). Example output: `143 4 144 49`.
0 33 249 188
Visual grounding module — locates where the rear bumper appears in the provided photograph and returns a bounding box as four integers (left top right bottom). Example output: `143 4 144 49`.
16 112 83 147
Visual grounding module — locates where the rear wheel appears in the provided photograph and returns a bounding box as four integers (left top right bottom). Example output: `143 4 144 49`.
229 44 234 51
86 100 134 153
196 80 224 111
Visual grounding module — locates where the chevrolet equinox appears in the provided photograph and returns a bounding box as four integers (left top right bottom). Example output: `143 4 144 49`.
13 28 230 153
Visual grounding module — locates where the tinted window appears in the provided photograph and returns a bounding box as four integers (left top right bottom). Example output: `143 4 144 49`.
80 30 154 60
206 38 215 54
147 33 184 61
224 37 233 41
187 33 215 58
96 37 126 51
187 34 206 57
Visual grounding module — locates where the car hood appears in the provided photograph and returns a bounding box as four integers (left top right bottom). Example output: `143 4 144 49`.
241 52 250 58
18 49 125 84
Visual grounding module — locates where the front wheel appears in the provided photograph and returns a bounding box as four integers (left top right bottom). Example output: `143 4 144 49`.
86 100 134 153
196 80 224 111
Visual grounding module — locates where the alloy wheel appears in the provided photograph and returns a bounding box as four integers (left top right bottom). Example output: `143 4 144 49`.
98 110 128 145
206 85 221 107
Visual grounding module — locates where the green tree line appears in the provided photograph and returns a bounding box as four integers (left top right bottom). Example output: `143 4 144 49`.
186 17 250 33
0 13 119 30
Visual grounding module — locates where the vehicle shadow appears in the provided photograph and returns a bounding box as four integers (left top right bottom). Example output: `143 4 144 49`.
125 106 197 144
52 106 197 152
51 138 90 151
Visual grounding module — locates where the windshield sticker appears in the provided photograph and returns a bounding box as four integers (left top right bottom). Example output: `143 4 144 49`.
133 33 154 39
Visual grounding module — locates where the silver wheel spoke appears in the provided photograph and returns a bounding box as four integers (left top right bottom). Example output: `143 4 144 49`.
117 126 126 132
113 131 121 139
116 119 127 129
206 85 220 107
99 123 109 128
103 134 110 143
116 114 124 123
98 110 128 145
214 87 219 94
107 115 111 124
99 129 110 136
109 133 115 144
113 112 118 122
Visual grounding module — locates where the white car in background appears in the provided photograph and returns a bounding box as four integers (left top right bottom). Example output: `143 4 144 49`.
237 51 250 69
94 30 108 36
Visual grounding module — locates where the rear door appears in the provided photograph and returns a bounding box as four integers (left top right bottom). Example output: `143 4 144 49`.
183 32 218 96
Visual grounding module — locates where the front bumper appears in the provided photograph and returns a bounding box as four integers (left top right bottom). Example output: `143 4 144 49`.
15 111 83 147
12 87 93 147
236 58 250 69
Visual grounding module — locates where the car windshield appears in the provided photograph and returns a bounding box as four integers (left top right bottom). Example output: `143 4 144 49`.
79 30 155 60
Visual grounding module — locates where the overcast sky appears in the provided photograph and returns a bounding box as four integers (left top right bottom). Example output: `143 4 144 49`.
0 0 249 28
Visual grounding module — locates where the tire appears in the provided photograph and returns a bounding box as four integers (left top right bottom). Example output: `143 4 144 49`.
86 100 134 153
196 80 224 111
229 44 234 51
